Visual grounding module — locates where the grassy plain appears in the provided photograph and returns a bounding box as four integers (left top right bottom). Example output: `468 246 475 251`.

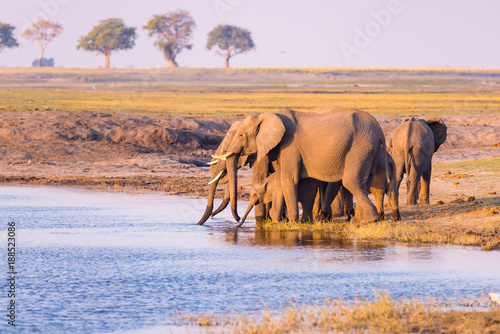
1 67 500 116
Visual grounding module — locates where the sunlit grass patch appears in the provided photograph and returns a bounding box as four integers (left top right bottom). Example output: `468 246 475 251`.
434 156 500 172
1 67 500 116
173 292 500 333
257 219 484 247
256 194 500 250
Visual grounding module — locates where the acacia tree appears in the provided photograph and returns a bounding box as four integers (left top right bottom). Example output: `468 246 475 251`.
22 20 63 67
206 25 255 68
77 18 136 69
144 10 196 67
0 23 19 52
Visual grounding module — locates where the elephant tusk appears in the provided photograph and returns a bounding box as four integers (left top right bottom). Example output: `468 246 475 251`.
208 170 224 185
212 152 234 160
207 160 218 165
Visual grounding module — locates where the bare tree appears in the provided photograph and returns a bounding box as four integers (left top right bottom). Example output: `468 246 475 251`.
22 20 63 68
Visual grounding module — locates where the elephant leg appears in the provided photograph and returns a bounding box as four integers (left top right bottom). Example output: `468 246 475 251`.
298 179 319 223
254 203 266 223
393 152 405 199
343 188 355 221
265 202 272 220
406 165 421 206
331 186 344 218
312 188 321 221
343 165 379 223
321 182 341 220
270 177 284 222
281 172 299 223
419 165 431 205
386 183 401 221
371 188 385 220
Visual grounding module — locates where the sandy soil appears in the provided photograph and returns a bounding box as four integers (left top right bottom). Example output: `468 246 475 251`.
0 110 499 234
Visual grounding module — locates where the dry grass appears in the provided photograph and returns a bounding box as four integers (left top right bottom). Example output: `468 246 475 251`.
174 292 500 333
3 89 498 116
257 195 500 250
257 157 500 250
1 67 500 116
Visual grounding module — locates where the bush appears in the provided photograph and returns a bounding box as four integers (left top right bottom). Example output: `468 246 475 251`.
32 58 54 67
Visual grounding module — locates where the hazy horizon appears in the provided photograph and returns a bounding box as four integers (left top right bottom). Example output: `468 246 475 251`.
1 0 499 69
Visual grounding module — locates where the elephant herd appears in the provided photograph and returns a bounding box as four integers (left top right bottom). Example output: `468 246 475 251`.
197 106 447 226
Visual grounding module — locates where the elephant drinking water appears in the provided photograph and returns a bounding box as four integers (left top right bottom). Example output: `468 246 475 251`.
210 107 389 223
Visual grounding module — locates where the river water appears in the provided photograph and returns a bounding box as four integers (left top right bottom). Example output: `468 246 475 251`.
0 186 499 333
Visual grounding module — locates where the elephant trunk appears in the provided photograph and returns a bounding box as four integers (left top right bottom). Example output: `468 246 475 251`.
197 167 225 225
226 154 240 222
211 185 230 217
237 200 255 228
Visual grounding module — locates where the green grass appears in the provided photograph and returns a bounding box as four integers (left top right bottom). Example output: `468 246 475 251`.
434 156 500 172
1 67 500 117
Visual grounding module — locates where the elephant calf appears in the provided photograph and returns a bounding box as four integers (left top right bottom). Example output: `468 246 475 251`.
238 174 319 227
391 116 447 205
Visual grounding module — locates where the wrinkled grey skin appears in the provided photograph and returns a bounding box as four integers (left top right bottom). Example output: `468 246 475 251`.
238 174 319 227
328 152 400 221
391 116 447 205
197 121 270 226
222 107 387 223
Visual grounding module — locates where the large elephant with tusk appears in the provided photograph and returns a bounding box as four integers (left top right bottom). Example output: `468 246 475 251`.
197 122 271 225
215 107 389 223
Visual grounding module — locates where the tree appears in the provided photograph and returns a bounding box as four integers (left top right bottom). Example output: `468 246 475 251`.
22 20 63 68
144 10 196 68
206 25 255 68
77 18 136 69
0 23 18 52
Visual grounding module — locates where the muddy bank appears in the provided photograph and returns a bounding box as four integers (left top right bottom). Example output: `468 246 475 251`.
0 110 499 199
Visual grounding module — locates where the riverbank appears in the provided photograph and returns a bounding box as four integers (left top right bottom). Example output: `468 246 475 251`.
0 110 498 248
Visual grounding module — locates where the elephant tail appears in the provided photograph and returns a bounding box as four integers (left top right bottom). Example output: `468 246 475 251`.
406 146 415 182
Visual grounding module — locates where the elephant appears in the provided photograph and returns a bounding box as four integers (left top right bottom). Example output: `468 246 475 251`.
211 107 389 223
391 116 447 205
197 121 247 225
325 151 400 221
238 174 320 227
197 121 271 225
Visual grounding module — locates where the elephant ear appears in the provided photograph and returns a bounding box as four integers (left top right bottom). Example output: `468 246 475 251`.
425 116 447 152
255 113 285 163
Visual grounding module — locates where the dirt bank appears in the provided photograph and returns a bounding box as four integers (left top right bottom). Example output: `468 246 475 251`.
1 110 499 246
0 110 498 197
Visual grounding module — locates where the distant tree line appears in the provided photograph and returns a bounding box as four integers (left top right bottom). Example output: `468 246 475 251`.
0 10 255 69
